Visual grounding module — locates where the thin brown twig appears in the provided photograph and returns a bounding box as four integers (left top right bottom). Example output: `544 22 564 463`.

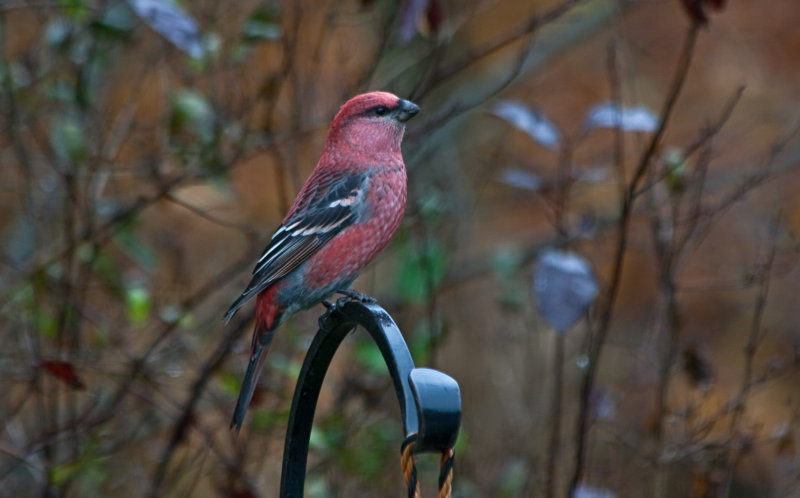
10 250 255 465
546 332 566 498
719 211 781 495
149 315 251 497
425 0 587 92
569 20 701 495
0 174 188 304
165 194 258 234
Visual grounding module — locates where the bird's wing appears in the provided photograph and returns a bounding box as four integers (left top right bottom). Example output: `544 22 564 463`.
223 170 370 321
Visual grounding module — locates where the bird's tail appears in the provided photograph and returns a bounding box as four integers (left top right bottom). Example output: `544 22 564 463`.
230 328 276 432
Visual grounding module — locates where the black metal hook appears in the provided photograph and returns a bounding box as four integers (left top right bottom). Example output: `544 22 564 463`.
279 299 461 497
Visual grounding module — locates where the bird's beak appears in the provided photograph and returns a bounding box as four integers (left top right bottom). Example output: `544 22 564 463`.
395 99 420 122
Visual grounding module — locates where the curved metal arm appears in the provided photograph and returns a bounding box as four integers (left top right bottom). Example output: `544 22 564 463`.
280 299 461 497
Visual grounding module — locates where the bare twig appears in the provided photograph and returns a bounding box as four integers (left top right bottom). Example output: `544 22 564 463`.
546 332 566 498
569 20 701 494
719 211 781 495
149 315 251 497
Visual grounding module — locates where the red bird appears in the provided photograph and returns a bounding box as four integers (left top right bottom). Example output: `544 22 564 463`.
224 92 419 430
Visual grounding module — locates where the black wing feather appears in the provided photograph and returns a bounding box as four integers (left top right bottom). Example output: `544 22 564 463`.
223 172 368 322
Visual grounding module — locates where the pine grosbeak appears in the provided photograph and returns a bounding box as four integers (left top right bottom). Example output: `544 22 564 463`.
224 92 419 430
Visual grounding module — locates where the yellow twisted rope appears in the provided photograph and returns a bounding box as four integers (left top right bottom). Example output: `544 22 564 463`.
401 436 455 498
437 448 455 498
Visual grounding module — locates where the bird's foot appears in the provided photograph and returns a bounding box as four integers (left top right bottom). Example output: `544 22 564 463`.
319 300 339 328
320 291 376 327
336 288 377 304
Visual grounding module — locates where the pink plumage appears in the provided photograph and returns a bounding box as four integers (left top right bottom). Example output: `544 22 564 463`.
224 91 419 431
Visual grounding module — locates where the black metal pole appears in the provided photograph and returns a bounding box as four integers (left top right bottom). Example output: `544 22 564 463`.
279 299 460 497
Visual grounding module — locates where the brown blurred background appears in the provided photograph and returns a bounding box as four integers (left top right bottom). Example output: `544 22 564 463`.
1 0 799 496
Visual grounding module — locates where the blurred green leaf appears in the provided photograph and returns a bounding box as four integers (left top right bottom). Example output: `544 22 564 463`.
0 61 32 89
35 308 58 339
170 88 215 143
45 19 72 48
47 81 76 102
72 456 107 498
491 247 524 278
4 218 36 265
309 426 331 454
353 338 386 374
251 407 289 431
91 2 136 38
49 115 87 162
335 421 396 479
48 442 107 496
395 240 448 303
60 0 89 21
89 325 109 347
76 242 95 262
115 226 157 270
229 42 251 62
304 476 331 498
309 412 351 457
91 250 123 294
177 312 193 329
158 304 181 324
417 189 445 223
242 3 283 42
496 278 528 310
269 353 301 379
50 460 81 486
496 458 528 497
408 322 436 365
218 371 241 398
453 426 469 454
124 285 150 325
664 146 688 193
186 32 222 71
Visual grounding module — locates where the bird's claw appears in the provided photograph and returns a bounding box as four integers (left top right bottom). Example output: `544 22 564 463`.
336 289 377 304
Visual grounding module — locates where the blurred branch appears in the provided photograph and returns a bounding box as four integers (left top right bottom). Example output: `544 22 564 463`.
165 194 259 234
149 314 251 498
0 174 187 303
11 251 255 467
0 2 68 12
406 0 616 152
719 210 781 495
545 332 566 498
418 0 588 96
634 85 745 200
569 20 701 494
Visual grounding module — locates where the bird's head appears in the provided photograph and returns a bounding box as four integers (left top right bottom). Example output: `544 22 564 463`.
326 92 420 155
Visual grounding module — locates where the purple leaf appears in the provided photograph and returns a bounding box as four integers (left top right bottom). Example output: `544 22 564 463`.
584 102 659 132
589 388 616 420
533 250 599 333
491 100 561 150
498 168 542 190
573 484 616 498
398 0 430 43
128 0 204 58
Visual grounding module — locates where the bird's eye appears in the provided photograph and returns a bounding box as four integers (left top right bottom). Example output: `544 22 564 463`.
374 106 387 116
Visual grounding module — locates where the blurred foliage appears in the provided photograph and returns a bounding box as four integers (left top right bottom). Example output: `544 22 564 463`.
395 238 448 303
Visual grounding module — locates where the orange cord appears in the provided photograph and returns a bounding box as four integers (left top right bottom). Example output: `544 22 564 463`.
401 436 454 498
437 448 454 498
401 438 421 498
